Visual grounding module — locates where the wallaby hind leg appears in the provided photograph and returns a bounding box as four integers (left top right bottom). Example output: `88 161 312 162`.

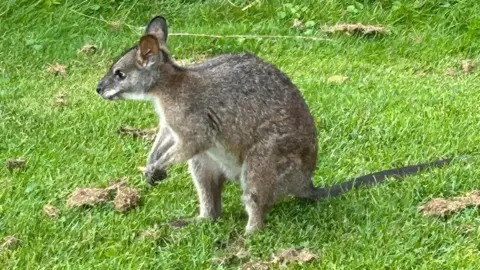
241 144 277 234
272 155 318 200
188 153 226 220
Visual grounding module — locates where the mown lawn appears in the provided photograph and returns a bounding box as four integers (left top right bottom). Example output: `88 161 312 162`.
2 0 480 268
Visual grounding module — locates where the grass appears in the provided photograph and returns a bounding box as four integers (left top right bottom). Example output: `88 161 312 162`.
2 0 480 268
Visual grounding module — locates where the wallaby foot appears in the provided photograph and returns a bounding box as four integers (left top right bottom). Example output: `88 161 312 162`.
243 196 266 234
189 153 226 220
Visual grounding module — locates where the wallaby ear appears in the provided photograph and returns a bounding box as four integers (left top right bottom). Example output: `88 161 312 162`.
137 34 160 67
146 16 168 45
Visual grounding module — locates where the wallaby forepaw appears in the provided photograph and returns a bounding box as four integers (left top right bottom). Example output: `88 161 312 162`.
144 165 168 185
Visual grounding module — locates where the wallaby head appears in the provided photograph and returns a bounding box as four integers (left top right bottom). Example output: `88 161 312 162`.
96 16 172 101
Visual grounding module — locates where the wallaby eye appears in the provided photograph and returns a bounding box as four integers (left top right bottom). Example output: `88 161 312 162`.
114 69 126 80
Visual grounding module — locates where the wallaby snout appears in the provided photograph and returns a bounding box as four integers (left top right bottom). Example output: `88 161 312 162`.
95 77 114 100
96 81 104 94
95 74 123 100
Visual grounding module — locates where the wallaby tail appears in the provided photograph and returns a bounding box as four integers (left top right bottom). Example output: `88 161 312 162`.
314 156 467 200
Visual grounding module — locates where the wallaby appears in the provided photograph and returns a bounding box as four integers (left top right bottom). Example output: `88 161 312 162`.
96 16 455 234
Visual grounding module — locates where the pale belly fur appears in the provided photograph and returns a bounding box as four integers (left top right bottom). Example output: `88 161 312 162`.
206 142 243 182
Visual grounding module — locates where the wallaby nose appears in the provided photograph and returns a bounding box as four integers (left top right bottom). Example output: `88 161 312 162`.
96 83 103 94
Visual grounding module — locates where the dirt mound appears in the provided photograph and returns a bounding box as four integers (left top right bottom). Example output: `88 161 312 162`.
66 179 139 212
421 191 480 217
324 23 387 35
117 126 157 142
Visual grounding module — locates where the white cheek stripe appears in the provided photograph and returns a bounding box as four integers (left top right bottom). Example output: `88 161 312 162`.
120 92 151 101
102 89 120 98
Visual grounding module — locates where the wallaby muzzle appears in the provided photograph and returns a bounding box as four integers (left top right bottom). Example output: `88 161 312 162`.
96 81 104 94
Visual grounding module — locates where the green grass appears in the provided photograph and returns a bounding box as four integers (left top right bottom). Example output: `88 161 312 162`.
2 0 480 268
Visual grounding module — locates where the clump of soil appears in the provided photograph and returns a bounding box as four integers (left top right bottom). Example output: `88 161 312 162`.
137 225 166 242
53 92 67 107
66 179 140 212
0 236 20 252
324 23 387 35
421 190 480 217
215 238 319 269
271 248 317 264
444 59 476 76
5 158 26 172
67 188 109 208
113 186 140 212
46 63 67 76
241 261 270 270
117 126 157 142
79 42 98 54
214 237 250 265
239 247 318 269
43 204 60 218
462 59 474 73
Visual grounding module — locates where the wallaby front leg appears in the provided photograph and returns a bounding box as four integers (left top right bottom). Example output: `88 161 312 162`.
150 138 208 171
147 126 175 164
146 117 214 184
145 127 175 185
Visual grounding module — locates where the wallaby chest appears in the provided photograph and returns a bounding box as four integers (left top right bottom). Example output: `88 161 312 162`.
152 95 243 181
